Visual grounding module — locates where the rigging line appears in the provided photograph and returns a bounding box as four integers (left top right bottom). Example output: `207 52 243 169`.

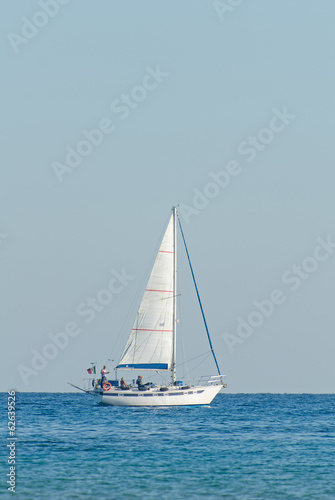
67 382 94 395
161 293 181 301
175 350 213 368
155 371 170 383
178 217 221 376
183 353 212 377
177 284 190 384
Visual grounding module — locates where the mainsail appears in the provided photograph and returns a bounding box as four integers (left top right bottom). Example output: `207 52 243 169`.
116 215 175 370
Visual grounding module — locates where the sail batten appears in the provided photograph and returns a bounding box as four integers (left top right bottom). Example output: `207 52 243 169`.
116 215 175 371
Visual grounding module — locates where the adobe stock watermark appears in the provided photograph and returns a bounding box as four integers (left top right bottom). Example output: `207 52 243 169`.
213 0 243 22
179 106 296 223
17 267 134 386
7 0 71 54
223 235 335 353
51 65 169 183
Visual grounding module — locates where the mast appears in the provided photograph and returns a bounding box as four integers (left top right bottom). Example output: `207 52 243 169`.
171 206 177 384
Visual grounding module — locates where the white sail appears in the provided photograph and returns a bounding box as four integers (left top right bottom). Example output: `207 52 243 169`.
117 215 175 370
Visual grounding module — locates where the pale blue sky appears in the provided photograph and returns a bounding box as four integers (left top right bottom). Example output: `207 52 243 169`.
1 0 335 392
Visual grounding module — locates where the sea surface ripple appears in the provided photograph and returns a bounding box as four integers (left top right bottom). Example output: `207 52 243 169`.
0 393 334 499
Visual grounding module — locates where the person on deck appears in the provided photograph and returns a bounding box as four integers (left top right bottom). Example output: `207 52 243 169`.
136 375 143 389
100 365 109 387
120 377 128 388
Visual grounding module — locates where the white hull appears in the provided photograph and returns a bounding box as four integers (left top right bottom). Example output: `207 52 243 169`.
92 384 223 407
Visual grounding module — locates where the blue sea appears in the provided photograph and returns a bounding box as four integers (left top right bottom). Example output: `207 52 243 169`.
1 393 334 499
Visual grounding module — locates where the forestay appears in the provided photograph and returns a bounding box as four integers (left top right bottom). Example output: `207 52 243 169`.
116 215 175 370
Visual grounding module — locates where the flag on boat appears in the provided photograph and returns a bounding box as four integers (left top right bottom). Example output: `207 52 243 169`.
87 366 96 374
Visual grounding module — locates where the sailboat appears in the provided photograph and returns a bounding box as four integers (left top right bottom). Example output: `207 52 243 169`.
74 207 226 406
